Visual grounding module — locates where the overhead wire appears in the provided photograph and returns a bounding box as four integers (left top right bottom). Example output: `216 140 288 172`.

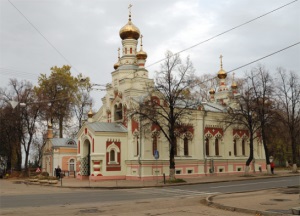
0 67 39 81
3 0 299 90
198 42 300 87
7 0 81 74
114 0 299 83
146 0 298 68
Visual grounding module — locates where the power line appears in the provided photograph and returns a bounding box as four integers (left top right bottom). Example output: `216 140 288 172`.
0 68 39 80
7 0 81 74
199 42 300 86
112 0 298 85
146 0 298 68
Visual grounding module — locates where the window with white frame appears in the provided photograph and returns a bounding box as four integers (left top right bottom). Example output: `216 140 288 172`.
69 159 75 171
106 142 120 165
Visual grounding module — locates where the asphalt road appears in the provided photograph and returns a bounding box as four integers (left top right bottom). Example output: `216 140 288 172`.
0 175 298 209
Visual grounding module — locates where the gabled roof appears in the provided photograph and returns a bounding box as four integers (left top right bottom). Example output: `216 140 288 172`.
87 122 127 133
51 138 77 147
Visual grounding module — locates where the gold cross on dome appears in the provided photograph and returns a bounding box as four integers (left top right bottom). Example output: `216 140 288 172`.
219 54 223 69
128 4 132 14
140 34 143 46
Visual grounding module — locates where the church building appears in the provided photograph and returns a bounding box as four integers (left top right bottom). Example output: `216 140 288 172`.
42 122 77 177
75 8 266 181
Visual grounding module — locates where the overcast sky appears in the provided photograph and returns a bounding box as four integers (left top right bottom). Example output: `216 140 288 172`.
1 0 299 109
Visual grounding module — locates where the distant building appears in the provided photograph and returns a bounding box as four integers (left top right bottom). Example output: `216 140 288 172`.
75 8 265 181
42 123 77 177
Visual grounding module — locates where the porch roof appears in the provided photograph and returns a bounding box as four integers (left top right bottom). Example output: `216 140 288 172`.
87 122 127 133
51 138 77 147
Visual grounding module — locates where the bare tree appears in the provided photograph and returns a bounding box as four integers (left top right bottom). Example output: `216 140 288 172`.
73 75 93 130
249 65 274 174
276 68 300 172
195 74 218 101
226 77 261 175
131 51 199 180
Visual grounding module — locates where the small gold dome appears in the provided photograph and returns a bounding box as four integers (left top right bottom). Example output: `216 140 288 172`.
217 54 227 79
119 17 140 40
209 88 215 94
136 34 147 60
218 69 227 79
231 81 237 89
113 61 120 70
88 110 93 118
136 50 147 60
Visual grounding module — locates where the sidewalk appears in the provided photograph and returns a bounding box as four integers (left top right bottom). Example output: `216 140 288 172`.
50 170 297 189
19 170 300 215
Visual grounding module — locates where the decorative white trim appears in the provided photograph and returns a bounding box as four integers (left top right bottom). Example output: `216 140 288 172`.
215 132 223 139
204 132 213 138
132 129 139 137
106 143 120 153
184 131 193 140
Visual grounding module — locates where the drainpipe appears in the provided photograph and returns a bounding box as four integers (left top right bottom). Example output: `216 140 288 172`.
138 114 142 179
203 110 207 175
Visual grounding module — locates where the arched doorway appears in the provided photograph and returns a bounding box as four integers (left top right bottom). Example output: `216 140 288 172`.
81 139 91 176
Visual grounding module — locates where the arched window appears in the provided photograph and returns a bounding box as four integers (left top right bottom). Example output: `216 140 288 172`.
205 138 209 156
110 149 115 162
242 140 245 156
234 140 237 156
69 159 75 171
67 140 75 145
130 47 132 54
184 137 189 156
215 138 219 156
114 104 123 121
152 136 157 155
125 47 127 54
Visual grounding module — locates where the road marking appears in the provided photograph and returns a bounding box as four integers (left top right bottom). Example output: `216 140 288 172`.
130 188 219 198
210 179 288 188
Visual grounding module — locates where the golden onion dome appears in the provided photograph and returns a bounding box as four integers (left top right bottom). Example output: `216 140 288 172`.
218 69 227 79
231 81 238 89
88 109 93 118
119 15 140 40
113 48 121 70
231 72 237 89
209 88 215 94
217 54 227 79
113 61 120 70
136 35 147 60
136 50 147 59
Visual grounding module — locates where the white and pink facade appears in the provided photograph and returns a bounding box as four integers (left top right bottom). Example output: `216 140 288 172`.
76 9 265 181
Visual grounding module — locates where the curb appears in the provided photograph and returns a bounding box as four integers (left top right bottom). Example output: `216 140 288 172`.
19 173 298 190
202 191 292 216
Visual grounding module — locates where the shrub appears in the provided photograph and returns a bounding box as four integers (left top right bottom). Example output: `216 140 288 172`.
165 178 186 184
48 176 57 180
40 172 49 177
